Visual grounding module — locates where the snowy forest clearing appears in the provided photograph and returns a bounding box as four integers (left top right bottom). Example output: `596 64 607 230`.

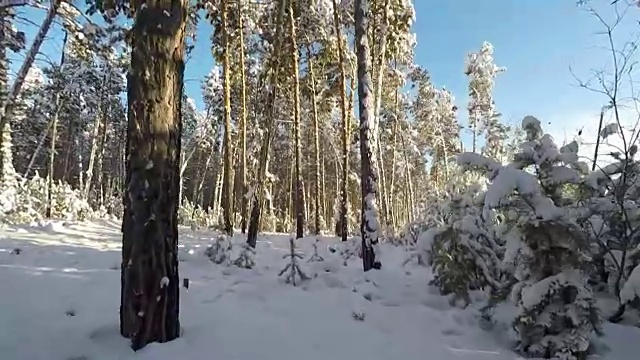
0 220 637 360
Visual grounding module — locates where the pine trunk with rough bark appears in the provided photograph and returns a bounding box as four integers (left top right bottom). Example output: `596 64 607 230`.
120 0 186 350
355 0 380 271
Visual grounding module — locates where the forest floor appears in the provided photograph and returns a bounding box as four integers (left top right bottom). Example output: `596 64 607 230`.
0 220 638 360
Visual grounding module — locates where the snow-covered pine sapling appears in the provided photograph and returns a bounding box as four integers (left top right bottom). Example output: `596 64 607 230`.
583 142 640 297
406 166 503 302
204 234 233 265
459 116 601 360
307 237 324 263
582 139 640 322
234 243 256 269
402 227 442 267
401 242 424 267
279 237 309 286
398 219 430 246
427 181 503 308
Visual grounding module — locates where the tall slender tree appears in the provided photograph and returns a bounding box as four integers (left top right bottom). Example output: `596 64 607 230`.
247 0 287 247
332 0 349 241
221 0 234 235
46 32 68 218
0 5 24 189
355 0 380 271
288 0 304 238
0 0 62 140
120 0 187 350
238 0 249 234
306 44 321 235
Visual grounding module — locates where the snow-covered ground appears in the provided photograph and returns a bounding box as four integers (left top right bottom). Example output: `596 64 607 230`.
0 220 638 360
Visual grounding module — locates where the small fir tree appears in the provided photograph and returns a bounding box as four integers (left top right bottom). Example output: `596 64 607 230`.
205 234 233 265
279 237 309 286
458 116 601 360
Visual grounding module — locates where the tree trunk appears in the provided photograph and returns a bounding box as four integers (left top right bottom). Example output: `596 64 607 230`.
84 74 109 201
77 135 84 190
194 145 214 207
46 94 63 218
306 45 321 235
120 0 186 350
61 114 76 183
190 150 204 203
321 146 326 230
24 116 54 179
95 75 112 207
221 0 234 235
288 0 304 239
207 125 223 210
0 0 61 136
332 0 350 241
46 31 68 218
355 0 380 271
388 84 399 230
0 9 16 192
215 148 225 219
372 0 391 229
592 107 606 171
284 161 292 225
399 129 414 222
247 0 287 248
237 0 249 234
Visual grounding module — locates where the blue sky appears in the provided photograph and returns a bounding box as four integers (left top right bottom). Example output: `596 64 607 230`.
14 1 640 147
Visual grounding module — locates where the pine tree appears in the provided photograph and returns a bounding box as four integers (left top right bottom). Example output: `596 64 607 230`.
247 0 287 248
355 0 381 271
221 0 235 236
426 170 503 307
459 116 601 360
0 120 17 215
332 0 350 241
120 0 187 350
0 6 24 195
288 0 304 239
464 41 506 159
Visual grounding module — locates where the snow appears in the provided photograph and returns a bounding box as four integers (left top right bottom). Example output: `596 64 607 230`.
600 123 619 141
0 220 638 360
522 115 542 140
621 264 640 304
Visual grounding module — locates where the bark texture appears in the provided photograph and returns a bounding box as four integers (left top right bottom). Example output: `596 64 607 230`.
355 0 381 271
120 0 187 350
